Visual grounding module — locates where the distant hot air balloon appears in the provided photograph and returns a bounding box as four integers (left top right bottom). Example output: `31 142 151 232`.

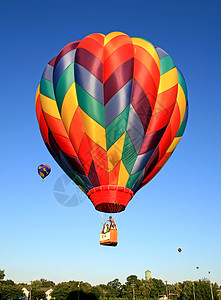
35 31 188 216
38 164 51 180
178 248 182 252
196 266 199 269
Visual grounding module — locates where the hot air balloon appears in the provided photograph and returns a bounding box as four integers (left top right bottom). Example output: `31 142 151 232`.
38 164 51 180
196 266 199 269
178 248 182 252
35 32 188 245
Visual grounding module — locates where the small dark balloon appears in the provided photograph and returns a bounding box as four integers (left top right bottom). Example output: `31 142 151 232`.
38 164 51 180
178 248 182 252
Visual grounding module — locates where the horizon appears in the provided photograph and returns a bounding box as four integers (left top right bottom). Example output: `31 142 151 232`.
2 273 219 287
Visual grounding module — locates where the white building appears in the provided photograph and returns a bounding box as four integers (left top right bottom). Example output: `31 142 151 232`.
45 288 53 300
22 287 53 300
22 288 29 300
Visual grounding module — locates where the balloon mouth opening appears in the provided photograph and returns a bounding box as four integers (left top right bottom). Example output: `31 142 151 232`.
87 185 134 213
95 203 126 213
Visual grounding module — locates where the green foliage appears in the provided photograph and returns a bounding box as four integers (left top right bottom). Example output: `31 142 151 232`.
179 280 194 300
1 280 15 285
120 276 167 299
0 271 220 300
0 284 23 300
0 271 5 281
32 278 55 288
148 278 166 299
106 279 122 297
31 288 46 300
91 286 106 298
195 279 212 299
51 282 75 300
51 281 94 300
178 280 220 300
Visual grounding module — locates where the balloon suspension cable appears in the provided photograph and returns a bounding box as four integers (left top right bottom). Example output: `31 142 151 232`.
113 213 120 221
98 212 106 222
98 205 121 228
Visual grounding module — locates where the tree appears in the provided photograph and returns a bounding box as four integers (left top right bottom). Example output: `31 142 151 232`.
1 280 15 285
141 279 152 299
178 279 220 300
194 279 211 300
0 284 23 300
67 290 97 300
121 275 149 299
32 279 55 289
79 281 92 294
179 280 194 300
213 282 220 300
51 282 74 300
194 279 219 300
106 279 122 297
148 278 166 299
125 275 138 286
0 271 5 281
90 285 105 298
173 282 182 299
31 288 46 300
121 275 137 299
51 281 97 300
166 283 180 299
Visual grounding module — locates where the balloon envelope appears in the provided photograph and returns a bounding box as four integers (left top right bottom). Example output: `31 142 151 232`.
38 164 51 180
35 32 188 212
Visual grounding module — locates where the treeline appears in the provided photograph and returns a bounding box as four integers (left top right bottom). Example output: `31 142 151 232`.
0 270 220 300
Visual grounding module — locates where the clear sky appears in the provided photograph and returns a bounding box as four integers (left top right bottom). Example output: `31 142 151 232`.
1 0 221 287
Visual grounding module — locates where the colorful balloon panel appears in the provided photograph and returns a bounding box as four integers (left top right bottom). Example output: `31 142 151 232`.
35 32 188 213
38 164 51 180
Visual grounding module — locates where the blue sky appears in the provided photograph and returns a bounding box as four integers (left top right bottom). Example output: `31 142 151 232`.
1 0 221 287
